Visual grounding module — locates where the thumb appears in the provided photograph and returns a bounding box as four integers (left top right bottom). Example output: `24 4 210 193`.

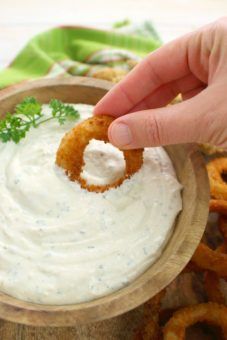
108 90 212 149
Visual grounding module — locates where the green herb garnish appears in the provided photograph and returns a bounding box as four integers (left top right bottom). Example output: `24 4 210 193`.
0 97 80 143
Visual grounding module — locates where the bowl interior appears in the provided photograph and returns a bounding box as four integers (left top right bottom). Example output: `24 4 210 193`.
0 77 209 326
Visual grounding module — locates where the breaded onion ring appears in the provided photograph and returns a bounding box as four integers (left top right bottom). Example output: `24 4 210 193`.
159 308 178 327
191 242 227 277
207 158 227 200
209 199 227 215
186 240 227 303
163 303 227 339
56 115 143 192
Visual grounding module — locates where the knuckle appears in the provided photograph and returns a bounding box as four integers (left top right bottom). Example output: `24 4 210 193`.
204 111 226 147
144 114 162 146
199 90 226 144
144 57 163 88
199 115 212 142
198 108 219 144
118 82 135 107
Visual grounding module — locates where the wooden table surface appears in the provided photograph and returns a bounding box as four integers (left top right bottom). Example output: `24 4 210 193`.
0 0 226 338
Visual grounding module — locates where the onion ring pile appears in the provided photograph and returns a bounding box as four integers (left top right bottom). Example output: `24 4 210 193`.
132 117 227 339
130 133 227 338
183 246 226 305
56 115 143 192
163 303 227 339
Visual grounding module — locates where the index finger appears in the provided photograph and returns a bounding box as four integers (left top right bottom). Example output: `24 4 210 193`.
93 30 204 117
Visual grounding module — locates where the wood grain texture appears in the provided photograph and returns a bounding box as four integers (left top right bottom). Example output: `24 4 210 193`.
0 77 210 328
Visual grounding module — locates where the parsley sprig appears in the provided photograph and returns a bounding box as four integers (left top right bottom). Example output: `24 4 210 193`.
0 97 80 143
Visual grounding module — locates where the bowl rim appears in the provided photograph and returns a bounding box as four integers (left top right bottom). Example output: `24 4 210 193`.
0 77 210 326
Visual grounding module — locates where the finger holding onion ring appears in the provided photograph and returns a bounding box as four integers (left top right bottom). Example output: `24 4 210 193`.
56 115 143 192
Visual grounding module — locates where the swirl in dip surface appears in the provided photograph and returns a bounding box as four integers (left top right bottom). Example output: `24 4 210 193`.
0 104 182 305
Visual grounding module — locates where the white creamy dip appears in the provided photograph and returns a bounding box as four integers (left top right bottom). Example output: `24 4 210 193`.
81 139 126 186
0 104 182 305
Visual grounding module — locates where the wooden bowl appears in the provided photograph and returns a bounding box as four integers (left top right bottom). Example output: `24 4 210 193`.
0 77 209 326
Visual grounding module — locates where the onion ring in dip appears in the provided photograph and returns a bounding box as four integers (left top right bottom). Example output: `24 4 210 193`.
207 158 227 200
163 303 227 339
56 115 143 192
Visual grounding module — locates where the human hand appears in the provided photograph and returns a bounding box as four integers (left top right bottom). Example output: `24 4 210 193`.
94 18 227 150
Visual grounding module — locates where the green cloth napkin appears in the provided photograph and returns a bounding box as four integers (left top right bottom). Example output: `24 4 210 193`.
0 21 161 89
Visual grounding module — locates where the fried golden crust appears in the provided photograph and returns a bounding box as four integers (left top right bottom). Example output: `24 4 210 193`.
56 115 143 192
163 303 227 340
207 158 227 200
191 242 227 277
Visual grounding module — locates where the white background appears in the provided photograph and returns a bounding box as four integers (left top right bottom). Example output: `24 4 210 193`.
0 0 226 69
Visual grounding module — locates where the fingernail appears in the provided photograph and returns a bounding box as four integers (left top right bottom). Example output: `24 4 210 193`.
109 123 132 147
